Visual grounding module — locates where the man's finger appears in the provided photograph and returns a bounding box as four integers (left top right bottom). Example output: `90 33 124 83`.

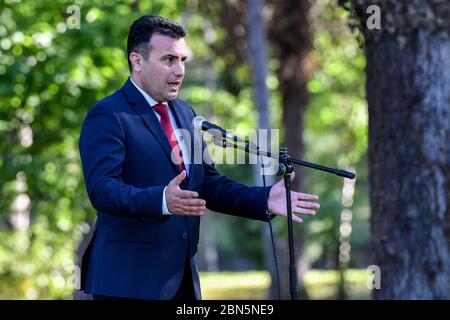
177 190 200 199
290 171 296 181
178 198 206 207
293 207 316 216
170 170 187 186
181 208 205 216
187 205 206 211
296 201 320 209
297 192 319 201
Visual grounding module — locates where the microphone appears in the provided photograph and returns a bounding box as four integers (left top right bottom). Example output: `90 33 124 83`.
193 116 245 143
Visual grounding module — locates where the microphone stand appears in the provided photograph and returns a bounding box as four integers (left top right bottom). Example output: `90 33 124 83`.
212 137 355 300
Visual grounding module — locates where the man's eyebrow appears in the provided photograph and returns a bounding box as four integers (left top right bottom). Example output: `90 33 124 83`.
161 54 188 61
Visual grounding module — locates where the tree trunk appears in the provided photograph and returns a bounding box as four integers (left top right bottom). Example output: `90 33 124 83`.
246 0 278 299
268 0 313 299
367 30 450 299
352 0 450 299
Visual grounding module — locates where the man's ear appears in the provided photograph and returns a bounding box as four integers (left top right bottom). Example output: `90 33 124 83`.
129 52 142 73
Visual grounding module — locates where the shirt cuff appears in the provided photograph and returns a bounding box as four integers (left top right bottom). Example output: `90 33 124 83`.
162 186 172 215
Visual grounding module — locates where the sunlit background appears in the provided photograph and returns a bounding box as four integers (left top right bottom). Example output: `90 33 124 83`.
0 0 370 299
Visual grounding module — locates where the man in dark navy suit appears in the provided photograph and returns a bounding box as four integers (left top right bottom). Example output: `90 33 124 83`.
78 15 320 300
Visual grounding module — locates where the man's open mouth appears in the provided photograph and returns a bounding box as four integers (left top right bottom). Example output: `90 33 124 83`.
168 81 180 89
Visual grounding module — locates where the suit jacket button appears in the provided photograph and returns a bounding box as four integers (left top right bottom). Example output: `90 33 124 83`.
182 232 188 239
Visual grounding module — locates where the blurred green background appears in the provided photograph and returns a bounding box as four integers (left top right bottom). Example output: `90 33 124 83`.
0 0 369 299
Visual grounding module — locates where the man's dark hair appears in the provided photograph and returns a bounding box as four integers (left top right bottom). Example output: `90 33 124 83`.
127 15 186 72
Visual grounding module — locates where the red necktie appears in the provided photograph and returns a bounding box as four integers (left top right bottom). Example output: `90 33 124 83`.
153 103 186 173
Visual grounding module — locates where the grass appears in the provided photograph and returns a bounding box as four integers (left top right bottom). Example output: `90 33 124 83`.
200 271 270 300
200 269 372 300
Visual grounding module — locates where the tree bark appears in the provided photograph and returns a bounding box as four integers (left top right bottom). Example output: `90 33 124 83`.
351 0 450 299
267 0 313 299
367 30 450 299
247 0 279 299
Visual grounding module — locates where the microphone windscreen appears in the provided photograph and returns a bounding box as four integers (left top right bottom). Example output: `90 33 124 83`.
192 116 206 131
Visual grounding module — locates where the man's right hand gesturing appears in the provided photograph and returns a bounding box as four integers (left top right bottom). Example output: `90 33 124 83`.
165 170 206 216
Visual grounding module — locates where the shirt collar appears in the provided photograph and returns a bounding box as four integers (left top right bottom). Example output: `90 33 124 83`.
129 77 167 108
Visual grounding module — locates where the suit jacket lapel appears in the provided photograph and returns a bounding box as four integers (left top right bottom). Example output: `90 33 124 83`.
121 79 179 173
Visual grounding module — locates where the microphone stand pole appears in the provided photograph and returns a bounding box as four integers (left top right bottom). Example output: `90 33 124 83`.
213 138 355 300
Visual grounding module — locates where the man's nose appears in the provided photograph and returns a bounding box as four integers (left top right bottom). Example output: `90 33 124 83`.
173 61 184 77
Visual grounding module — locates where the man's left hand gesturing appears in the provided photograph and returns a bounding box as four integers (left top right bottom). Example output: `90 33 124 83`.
267 171 320 223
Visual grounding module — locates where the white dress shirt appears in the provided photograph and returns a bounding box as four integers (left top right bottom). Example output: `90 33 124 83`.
130 77 190 215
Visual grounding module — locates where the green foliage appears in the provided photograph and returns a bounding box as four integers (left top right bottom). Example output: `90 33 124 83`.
0 0 191 299
302 0 368 269
197 0 369 275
